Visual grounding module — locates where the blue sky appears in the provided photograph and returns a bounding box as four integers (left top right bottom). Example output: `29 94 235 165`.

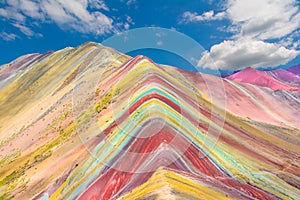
0 0 299 73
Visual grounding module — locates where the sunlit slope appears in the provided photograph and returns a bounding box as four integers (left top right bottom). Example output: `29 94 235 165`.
0 43 299 200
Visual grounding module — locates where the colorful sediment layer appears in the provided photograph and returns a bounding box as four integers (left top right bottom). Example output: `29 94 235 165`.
0 42 299 199
226 67 299 91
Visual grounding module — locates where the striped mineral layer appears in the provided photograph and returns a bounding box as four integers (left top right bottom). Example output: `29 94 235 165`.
0 42 299 200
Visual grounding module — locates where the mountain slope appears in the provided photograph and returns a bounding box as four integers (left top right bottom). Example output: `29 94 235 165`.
226 67 299 91
288 64 300 75
0 42 299 200
265 69 300 86
118 167 254 200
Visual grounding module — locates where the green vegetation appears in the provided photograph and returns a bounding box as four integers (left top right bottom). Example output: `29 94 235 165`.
0 150 21 167
0 126 26 152
0 116 75 199
0 160 30 200
94 88 120 113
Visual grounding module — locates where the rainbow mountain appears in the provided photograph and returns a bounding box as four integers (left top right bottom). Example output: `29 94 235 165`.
0 42 299 200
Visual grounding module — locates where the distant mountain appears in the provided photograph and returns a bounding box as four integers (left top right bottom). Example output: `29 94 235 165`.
220 73 231 78
226 67 299 91
288 64 300 75
265 69 300 86
0 42 299 200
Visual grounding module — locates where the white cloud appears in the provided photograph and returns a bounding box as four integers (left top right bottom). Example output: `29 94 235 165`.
88 0 109 11
0 7 25 22
13 23 34 36
227 0 300 40
279 31 300 50
19 0 43 19
126 15 134 25
126 0 137 6
40 1 75 24
181 0 300 40
56 1 93 23
198 39 299 70
0 0 127 38
0 32 18 41
182 0 300 70
40 0 114 34
156 40 163 46
181 10 225 23
124 23 130 30
123 15 134 30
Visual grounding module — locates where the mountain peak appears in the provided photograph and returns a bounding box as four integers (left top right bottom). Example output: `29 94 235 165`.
243 66 256 71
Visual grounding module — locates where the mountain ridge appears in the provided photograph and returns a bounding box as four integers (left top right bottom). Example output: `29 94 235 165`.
0 42 299 200
226 67 299 91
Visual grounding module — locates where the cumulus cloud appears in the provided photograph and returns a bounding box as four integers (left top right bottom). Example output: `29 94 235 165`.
0 0 126 38
182 0 300 70
227 0 300 40
198 39 299 70
181 10 225 23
